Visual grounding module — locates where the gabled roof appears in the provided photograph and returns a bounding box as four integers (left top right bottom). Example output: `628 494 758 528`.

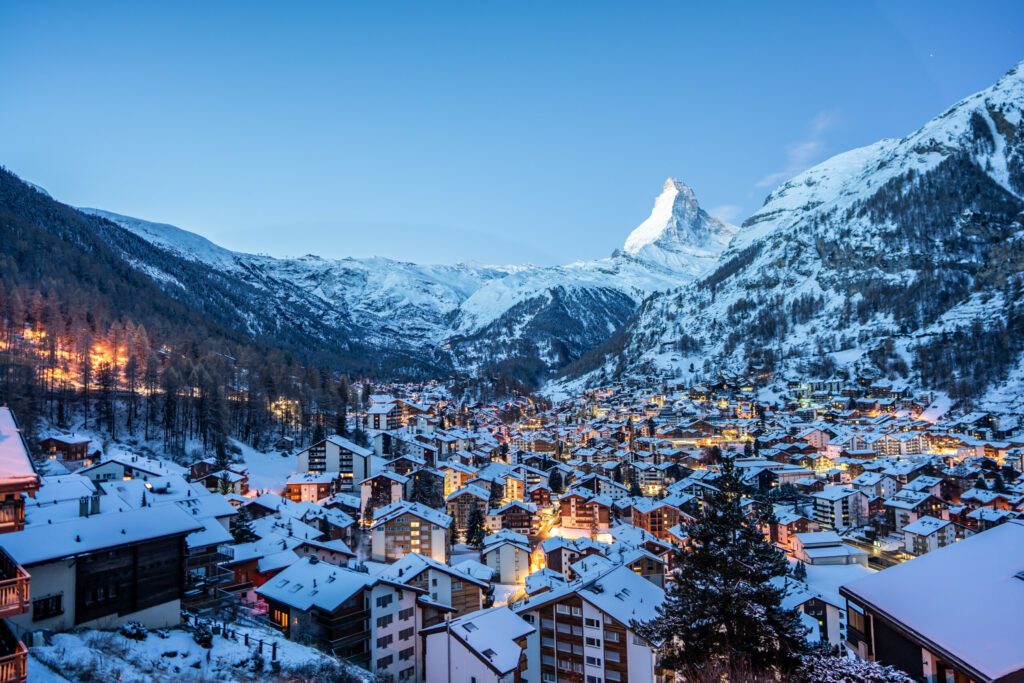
256 557 373 611
420 607 533 675
371 500 452 529
0 505 203 566
841 521 1024 683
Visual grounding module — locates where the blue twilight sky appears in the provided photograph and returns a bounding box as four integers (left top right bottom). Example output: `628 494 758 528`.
1 2 1022 265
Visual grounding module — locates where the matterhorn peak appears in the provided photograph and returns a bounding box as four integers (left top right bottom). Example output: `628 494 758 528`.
620 177 737 276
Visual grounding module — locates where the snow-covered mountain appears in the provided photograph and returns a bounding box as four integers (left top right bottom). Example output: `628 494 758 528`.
580 60 1024 413
621 178 737 275
81 176 735 382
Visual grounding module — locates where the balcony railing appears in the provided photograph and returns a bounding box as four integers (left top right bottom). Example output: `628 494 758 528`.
0 621 26 683
0 503 24 535
0 548 29 619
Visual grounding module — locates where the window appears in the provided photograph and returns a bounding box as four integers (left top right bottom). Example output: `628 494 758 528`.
399 627 414 641
399 646 414 661
377 655 393 669
377 634 393 648
571 606 582 616
32 594 63 621
584 617 600 628
603 630 619 643
377 614 393 629
376 594 394 608
585 655 602 667
399 607 414 621
522 613 535 624
585 636 600 647
556 604 571 614
452 580 463 591
587 677 603 683
848 606 866 634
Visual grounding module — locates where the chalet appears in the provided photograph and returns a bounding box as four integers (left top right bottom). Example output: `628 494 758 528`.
902 516 955 556
446 485 490 537
481 529 532 585
379 552 487 616
367 402 401 431
629 498 692 542
558 492 612 532
486 500 538 538
810 486 869 530
284 472 337 503
257 556 437 680
423 606 533 683
0 506 202 632
884 490 944 534
194 467 249 496
841 520 1024 683
511 564 666 683
792 531 868 566
359 471 408 516
38 435 91 464
849 471 899 500
537 537 603 577
369 501 451 564
0 408 41 683
295 436 374 490
771 509 820 551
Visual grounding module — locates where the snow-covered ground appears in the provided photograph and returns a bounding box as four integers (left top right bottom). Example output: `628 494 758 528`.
234 439 296 493
29 624 368 683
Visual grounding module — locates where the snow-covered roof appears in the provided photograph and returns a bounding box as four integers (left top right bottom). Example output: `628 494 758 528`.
0 505 202 566
842 520 1024 682
0 408 39 489
256 557 374 611
370 500 452 529
422 607 534 675
901 515 951 536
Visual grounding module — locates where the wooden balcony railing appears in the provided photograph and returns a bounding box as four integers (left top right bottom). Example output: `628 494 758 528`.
0 549 29 619
0 621 26 683
0 503 24 535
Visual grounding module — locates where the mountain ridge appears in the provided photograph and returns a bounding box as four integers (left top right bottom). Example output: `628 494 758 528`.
566 59 1024 414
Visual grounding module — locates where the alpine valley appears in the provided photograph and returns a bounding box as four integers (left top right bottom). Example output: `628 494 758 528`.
4 60 1024 413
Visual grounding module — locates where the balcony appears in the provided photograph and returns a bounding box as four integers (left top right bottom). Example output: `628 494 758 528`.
0 549 28 619
0 621 26 683
0 502 24 536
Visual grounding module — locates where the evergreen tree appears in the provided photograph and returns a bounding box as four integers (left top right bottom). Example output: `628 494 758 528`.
991 473 1007 493
975 476 988 491
465 505 486 550
634 457 808 673
232 505 258 544
792 560 807 582
629 478 643 497
548 469 564 494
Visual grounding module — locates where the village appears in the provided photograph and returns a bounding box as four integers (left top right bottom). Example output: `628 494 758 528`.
0 370 1021 683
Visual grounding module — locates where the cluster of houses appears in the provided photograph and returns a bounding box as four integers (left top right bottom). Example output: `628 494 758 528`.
0 372 1019 683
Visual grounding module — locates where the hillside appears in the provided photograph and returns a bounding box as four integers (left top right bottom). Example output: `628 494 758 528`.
72 178 735 386
574 60 1024 413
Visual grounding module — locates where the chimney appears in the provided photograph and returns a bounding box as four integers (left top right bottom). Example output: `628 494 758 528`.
79 496 89 518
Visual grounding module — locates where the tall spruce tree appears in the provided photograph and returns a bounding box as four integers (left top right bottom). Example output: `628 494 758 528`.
635 456 808 673
465 505 486 550
232 505 258 544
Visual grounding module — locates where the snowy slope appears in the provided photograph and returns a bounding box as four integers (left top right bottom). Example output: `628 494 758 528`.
85 177 735 379
581 60 1024 410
